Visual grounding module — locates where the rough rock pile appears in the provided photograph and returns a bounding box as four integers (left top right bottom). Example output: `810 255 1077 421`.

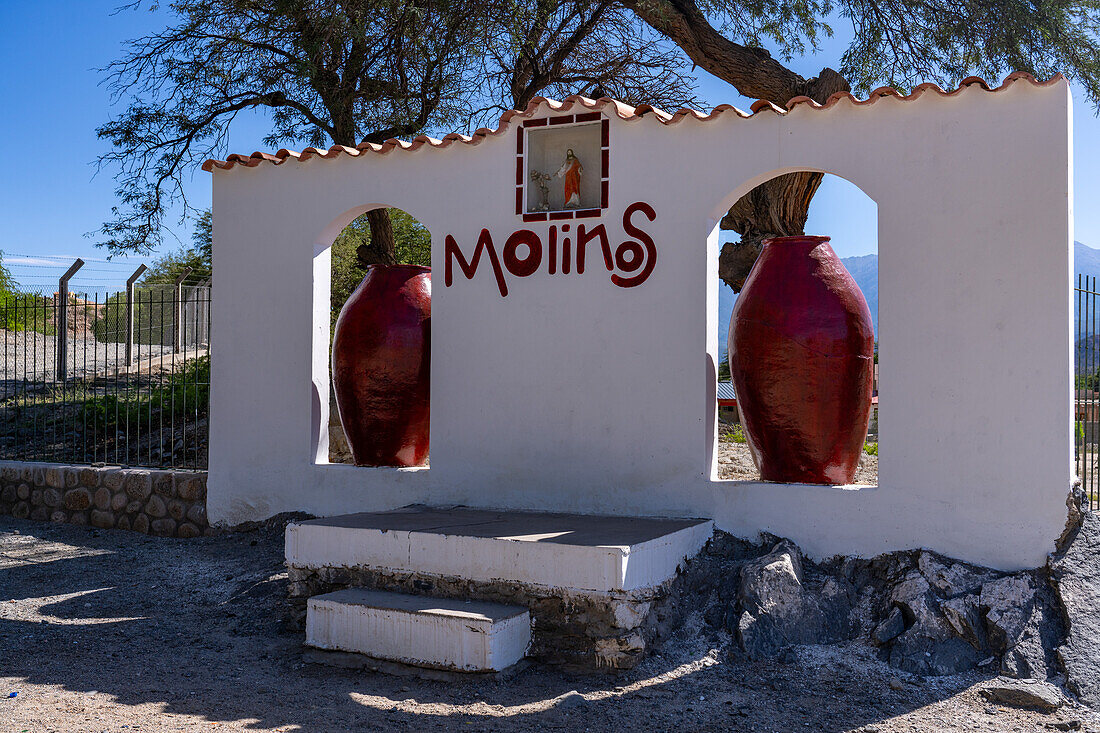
652 489 1100 706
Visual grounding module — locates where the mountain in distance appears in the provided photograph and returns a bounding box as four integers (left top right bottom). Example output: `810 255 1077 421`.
719 241 1099 361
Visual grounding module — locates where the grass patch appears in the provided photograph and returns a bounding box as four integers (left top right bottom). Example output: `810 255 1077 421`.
720 424 747 444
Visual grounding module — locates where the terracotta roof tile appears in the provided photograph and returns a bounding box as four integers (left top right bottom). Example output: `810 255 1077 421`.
202 72 1065 173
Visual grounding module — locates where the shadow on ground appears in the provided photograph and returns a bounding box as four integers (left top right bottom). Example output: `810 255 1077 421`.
0 515 1069 732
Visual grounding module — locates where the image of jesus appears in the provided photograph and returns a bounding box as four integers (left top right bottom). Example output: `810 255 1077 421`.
556 148 583 208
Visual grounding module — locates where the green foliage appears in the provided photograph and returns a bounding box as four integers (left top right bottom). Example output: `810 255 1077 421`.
864 442 879 456
718 353 731 381
92 289 176 345
330 208 431 329
80 356 210 435
0 251 14 294
141 210 211 285
720 423 747 444
0 292 55 334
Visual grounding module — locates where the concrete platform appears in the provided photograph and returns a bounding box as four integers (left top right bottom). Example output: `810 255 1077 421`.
305 588 530 672
285 506 713 593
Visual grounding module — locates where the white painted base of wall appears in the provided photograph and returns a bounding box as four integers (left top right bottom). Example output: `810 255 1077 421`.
305 588 531 672
285 507 714 593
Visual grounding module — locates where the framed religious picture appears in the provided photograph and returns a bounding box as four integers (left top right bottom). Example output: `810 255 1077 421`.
516 113 609 221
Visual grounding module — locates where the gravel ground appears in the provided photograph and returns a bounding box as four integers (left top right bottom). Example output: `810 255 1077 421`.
0 332 182 389
2 515 1093 732
718 440 879 483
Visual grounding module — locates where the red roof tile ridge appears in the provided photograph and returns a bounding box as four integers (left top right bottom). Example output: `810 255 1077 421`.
201 72 1065 172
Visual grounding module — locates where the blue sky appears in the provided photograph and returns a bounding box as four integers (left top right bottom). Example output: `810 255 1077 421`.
0 1 1095 292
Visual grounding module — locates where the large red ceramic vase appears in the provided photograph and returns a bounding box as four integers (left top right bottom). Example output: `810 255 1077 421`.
332 264 430 467
728 236 874 484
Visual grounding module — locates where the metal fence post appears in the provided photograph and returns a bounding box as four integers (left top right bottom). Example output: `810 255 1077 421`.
125 264 147 365
55 259 84 382
173 268 193 353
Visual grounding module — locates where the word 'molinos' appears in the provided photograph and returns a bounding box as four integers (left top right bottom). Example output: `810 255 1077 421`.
444 202 656 297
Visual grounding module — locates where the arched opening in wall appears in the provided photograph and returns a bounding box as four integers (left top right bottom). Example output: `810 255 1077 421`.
326 207 431 466
714 173 878 485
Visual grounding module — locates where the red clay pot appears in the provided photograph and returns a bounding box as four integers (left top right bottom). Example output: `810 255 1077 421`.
728 236 874 484
332 264 430 467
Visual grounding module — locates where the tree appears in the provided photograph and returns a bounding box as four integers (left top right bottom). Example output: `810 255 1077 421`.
621 0 1100 289
97 0 698 264
140 210 212 285
0 252 14 295
330 209 431 329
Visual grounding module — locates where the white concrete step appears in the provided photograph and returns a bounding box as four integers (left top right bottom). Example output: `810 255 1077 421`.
305 588 530 672
286 507 713 593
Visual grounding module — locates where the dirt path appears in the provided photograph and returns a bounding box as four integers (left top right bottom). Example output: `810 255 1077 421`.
1 515 1094 732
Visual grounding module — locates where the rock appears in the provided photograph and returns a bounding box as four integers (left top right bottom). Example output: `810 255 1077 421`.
559 691 588 708
918 551 997 596
30 507 48 521
132 514 150 534
92 488 111 510
186 504 206 526
873 607 906 644
167 499 186 522
887 570 982 675
110 492 128 512
941 594 985 649
980 575 1035 648
64 468 78 488
177 522 201 538
176 476 205 502
50 510 67 523
0 467 16 481
103 471 124 491
16 484 29 500
70 512 87 526
1050 500 1100 706
44 467 64 489
124 472 152 501
150 518 176 537
78 468 98 488
116 515 132 531
90 510 115 529
0 484 15 503
12 501 29 519
63 488 91 511
887 677 905 691
144 495 167 519
735 540 849 658
42 488 62 508
126 500 142 514
980 677 1063 712
152 472 174 497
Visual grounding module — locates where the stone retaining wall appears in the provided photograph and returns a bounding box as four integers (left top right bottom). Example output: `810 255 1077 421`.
0 461 209 538
286 565 672 672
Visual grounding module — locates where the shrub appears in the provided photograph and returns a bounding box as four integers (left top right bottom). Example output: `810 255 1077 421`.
864 442 879 456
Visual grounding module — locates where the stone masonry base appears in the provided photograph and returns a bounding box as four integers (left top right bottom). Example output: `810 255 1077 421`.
0 461 209 538
286 565 675 672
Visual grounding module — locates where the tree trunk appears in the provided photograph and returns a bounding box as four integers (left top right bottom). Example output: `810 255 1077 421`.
356 208 398 268
623 0 851 290
331 124 398 270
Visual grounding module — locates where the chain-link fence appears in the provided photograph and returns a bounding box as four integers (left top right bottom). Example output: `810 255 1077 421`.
0 263 210 470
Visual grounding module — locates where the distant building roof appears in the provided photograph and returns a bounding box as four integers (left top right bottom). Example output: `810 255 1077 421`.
715 381 878 405
716 382 737 402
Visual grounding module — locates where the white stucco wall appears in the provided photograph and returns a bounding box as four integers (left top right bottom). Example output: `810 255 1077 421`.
207 77 1073 571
